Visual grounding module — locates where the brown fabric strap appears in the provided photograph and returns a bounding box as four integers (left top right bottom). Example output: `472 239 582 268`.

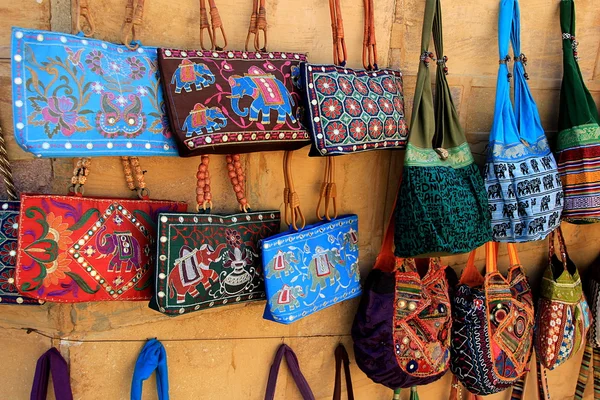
362 0 377 70
246 0 267 52
328 0 347 66
196 155 212 211
121 0 145 50
333 344 354 400
74 0 95 37
121 156 149 199
316 157 337 221
0 124 17 201
283 151 305 230
548 227 568 271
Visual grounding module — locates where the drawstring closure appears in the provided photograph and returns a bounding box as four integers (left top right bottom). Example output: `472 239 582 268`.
514 53 529 80
499 55 512 81
562 32 579 62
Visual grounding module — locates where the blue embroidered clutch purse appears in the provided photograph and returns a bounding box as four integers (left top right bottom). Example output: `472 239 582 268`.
11 28 178 157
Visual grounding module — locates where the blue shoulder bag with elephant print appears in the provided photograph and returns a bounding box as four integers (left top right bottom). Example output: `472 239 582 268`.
157 0 310 157
485 0 562 242
261 152 361 324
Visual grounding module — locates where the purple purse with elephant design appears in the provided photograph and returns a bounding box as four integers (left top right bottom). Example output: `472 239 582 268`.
157 0 310 156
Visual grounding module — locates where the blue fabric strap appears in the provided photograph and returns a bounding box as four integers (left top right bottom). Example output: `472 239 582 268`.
130 339 169 400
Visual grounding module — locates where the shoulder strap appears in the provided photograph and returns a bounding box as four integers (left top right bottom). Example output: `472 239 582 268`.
328 0 347 66
199 0 227 51
460 247 485 287
283 151 305 230
333 344 354 400
264 344 315 400
409 0 464 151
30 348 73 400
74 0 95 36
121 156 149 199
316 157 337 221
362 0 377 70
0 124 17 201
548 227 569 271
121 0 145 50
131 339 169 400
246 0 267 51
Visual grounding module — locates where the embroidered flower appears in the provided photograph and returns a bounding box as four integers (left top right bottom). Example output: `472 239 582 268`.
136 86 148 97
368 119 383 138
85 50 104 74
43 253 71 288
385 118 397 137
225 229 242 248
369 80 384 95
382 77 397 94
393 96 404 113
338 77 354 95
349 120 366 140
115 95 129 108
398 119 408 136
45 212 73 251
84 246 96 257
316 76 337 95
40 96 79 137
362 98 379 116
379 98 394 115
354 79 368 95
325 122 346 143
2 216 18 238
0 268 16 292
126 57 147 80
0 241 17 265
321 98 342 119
473 298 484 310
91 82 105 94
344 98 361 117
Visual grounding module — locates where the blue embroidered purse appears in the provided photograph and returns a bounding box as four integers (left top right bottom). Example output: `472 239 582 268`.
11 2 177 157
485 0 562 242
261 152 361 324
301 0 408 156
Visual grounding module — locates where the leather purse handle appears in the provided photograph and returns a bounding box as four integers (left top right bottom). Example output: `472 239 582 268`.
196 154 250 213
199 0 228 51
30 348 73 400
362 0 378 70
328 0 347 66
264 344 315 400
333 344 354 400
246 0 268 52
283 151 305 230
74 0 95 37
0 124 17 201
316 157 338 221
121 0 146 50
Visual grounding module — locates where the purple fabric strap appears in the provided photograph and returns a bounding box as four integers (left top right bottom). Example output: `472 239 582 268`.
30 348 73 400
333 344 355 400
264 344 315 400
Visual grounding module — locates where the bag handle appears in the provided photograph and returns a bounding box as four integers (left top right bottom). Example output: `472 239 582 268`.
333 344 354 400
283 151 305 231
0 124 17 201
264 344 315 400
199 0 227 51
316 157 338 221
460 248 485 287
131 339 169 400
484 242 520 275
246 0 268 52
548 227 568 271
362 0 377 70
74 0 95 37
30 348 73 400
196 154 249 213
121 0 146 50
561 0 579 63
328 0 347 66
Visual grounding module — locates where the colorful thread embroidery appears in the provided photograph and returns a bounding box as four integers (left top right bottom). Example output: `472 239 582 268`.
11 28 178 157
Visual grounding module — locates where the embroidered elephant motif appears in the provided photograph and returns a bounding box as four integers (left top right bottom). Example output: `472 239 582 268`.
487 183 502 199
540 195 551 212
555 191 564 207
494 164 507 179
508 164 516 178
543 175 555 190
530 159 540 173
168 243 227 304
343 229 359 252
270 284 304 313
517 200 529 217
492 223 510 237
307 247 343 291
171 59 215 93
548 211 560 227
96 92 146 138
228 66 297 125
95 226 143 273
182 103 227 137
541 156 553 170
528 216 547 234
514 222 525 236
265 250 297 279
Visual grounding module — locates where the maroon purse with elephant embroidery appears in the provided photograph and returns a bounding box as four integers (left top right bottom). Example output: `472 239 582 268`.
158 0 309 156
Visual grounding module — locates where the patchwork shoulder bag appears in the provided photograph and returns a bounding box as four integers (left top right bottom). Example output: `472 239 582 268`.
131 339 169 400
264 344 315 400
158 0 309 156
300 0 408 156
261 153 361 324
556 0 600 223
11 0 178 157
485 0 562 242
352 215 453 395
30 348 73 400
450 242 534 395
150 154 280 316
393 0 491 258
16 157 187 302
0 124 41 305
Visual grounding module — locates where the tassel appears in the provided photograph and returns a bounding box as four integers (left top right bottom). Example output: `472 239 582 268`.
392 388 401 400
410 386 419 400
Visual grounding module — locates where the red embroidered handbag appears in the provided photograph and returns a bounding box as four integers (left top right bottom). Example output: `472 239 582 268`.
158 0 310 157
16 157 187 302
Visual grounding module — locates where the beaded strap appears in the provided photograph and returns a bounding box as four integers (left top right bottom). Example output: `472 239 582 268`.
121 156 149 199
548 227 568 272
196 155 249 212
0 124 17 201
74 0 95 37
121 0 145 50
69 158 91 196
196 155 212 211
562 33 580 62
226 154 249 212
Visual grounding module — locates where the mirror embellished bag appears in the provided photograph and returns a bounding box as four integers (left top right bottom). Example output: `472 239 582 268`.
300 0 408 156
261 153 361 324
485 0 562 242
11 0 178 157
16 158 187 302
158 0 310 156
150 154 280 316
